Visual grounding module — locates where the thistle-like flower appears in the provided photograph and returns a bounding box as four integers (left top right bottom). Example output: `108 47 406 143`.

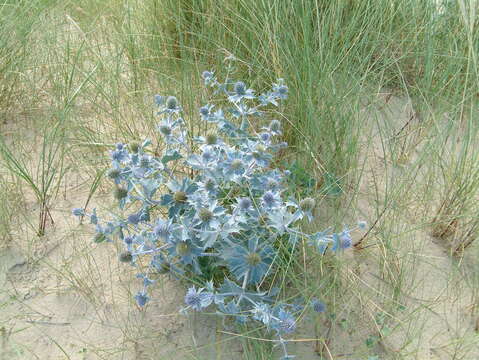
259 132 271 144
202 70 214 80
167 238 202 272
311 298 326 313
228 81 255 103
158 121 173 136
358 220 367 230
199 104 215 121
135 292 149 307
174 191 187 202
272 79 288 100
332 229 352 251
237 197 252 211
107 168 121 181
157 96 181 115
205 132 218 145
261 191 282 209
225 238 275 285
269 119 282 135
197 177 218 195
223 151 247 180
184 286 213 311
166 96 178 110
273 309 296 334
198 208 213 222
161 178 198 217
111 145 128 163
201 70 216 86
298 197 316 222
194 200 225 229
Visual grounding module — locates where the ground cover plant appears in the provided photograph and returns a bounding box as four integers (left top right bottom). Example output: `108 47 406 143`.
0 0 478 359
73 71 365 359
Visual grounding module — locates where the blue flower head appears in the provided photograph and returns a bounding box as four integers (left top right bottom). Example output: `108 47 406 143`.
259 132 272 144
339 230 352 249
124 235 134 246
297 197 316 222
90 208 98 225
72 208 85 217
135 292 149 307
197 177 218 196
358 220 367 230
225 238 275 285
332 229 352 251
202 70 213 80
184 286 213 311
157 96 181 115
311 298 326 313
167 238 202 273
250 170 284 192
127 212 141 225
166 96 178 110
111 144 128 163
201 70 216 86
222 151 247 179
194 200 225 230
199 104 216 122
262 190 282 209
107 166 123 184
228 81 255 103
242 140 271 167
161 178 197 217
187 150 218 172
237 197 252 212
272 79 288 100
158 120 173 137
268 119 282 135
273 308 296 335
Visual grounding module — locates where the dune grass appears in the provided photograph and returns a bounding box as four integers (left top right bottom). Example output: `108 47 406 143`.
0 0 478 359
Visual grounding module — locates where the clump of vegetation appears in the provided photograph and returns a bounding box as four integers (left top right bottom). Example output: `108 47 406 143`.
431 119 479 256
0 120 67 236
73 70 363 359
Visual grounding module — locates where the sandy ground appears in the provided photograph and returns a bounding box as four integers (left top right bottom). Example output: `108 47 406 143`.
1 93 478 360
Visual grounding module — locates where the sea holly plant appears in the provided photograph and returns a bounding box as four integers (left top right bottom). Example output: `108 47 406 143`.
73 70 364 359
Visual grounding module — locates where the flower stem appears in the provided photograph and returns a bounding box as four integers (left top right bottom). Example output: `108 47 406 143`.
236 270 249 306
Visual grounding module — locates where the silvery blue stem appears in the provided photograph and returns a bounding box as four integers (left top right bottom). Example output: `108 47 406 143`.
133 244 167 256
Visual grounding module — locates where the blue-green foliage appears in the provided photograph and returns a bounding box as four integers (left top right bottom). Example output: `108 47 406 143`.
73 70 363 359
